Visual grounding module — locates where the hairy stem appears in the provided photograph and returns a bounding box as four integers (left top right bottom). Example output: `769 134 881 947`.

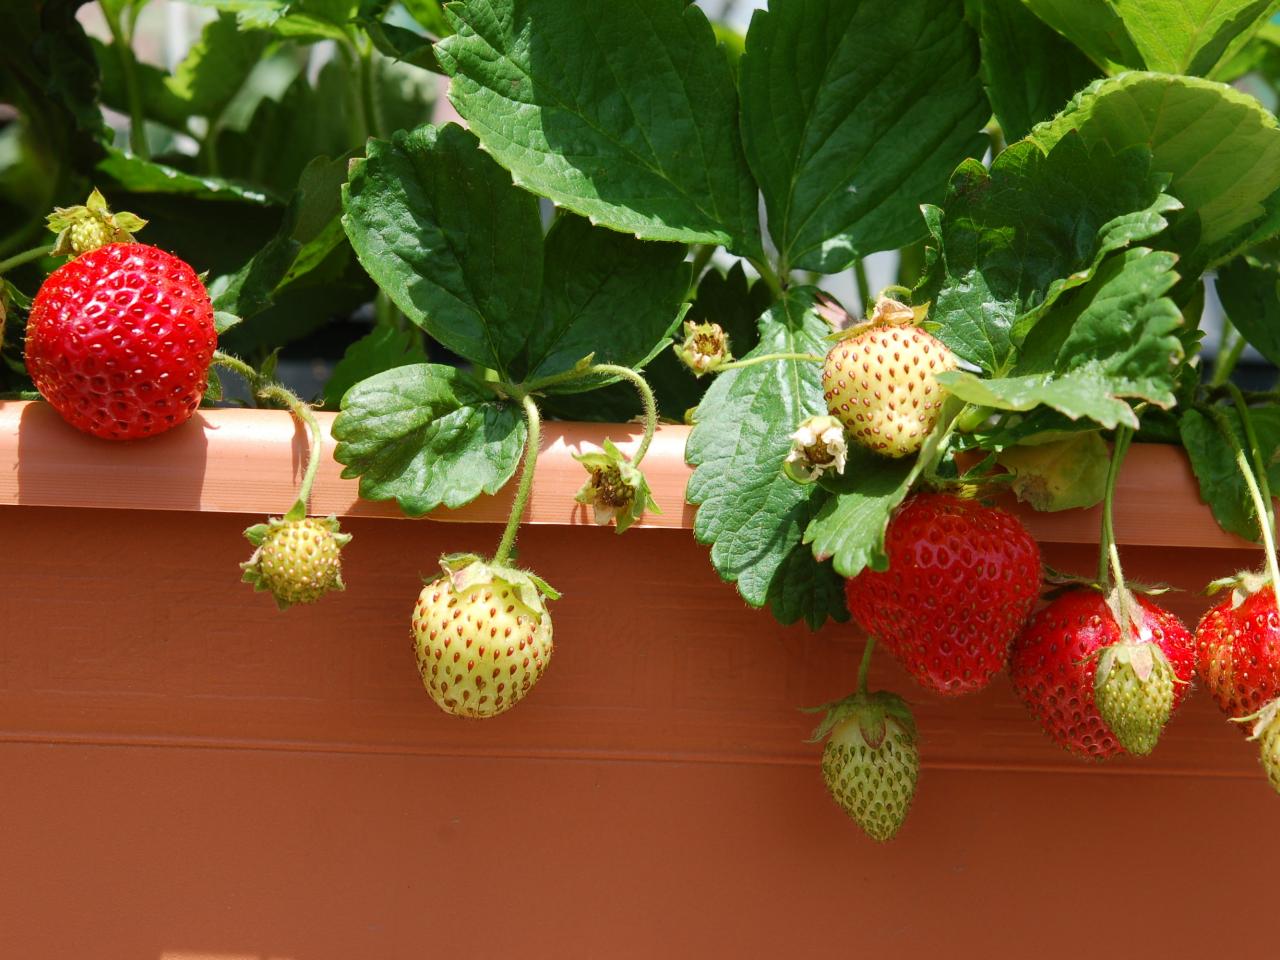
1209 404 1280 609
853 259 872 314
211 350 261 387
1210 327 1247 389
258 383 324 509
493 394 542 567
856 637 876 695
1228 384 1277 536
715 352 823 372
1097 427 1133 588
588 364 658 465
0 244 54 275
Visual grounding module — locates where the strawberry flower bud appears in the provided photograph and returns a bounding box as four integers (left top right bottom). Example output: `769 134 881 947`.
784 414 848 483
573 438 660 533
675 320 732 376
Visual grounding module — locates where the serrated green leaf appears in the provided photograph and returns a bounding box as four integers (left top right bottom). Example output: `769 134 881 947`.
997 432 1109 512
970 0 1100 142
738 0 988 274
437 0 761 255
1216 256 1280 368
332 363 526 516
323 325 429 409
96 148 279 205
211 154 347 319
1029 73 1280 264
765 494 851 629
166 13 270 119
341 123 543 375
924 132 1176 372
1109 0 1279 76
1180 405 1280 541
802 450 914 579
940 367 1142 429
213 312 242 334
522 214 690 389
1019 0 1145 71
685 287 832 617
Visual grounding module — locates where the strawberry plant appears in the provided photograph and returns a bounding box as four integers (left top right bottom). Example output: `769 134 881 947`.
5 0 1280 838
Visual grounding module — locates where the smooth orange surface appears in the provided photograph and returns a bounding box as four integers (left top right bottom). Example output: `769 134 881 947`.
1 407 1276 957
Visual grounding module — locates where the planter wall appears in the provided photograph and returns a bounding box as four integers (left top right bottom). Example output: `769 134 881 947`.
0 400 1275 958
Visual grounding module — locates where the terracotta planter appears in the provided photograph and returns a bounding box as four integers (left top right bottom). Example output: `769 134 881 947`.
0 400 1273 958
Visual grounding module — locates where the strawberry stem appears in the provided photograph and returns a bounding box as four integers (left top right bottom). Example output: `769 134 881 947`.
856 637 876 695
1209 401 1280 611
714 352 824 371
587 364 657 465
0 244 54 275
493 393 542 567
1097 426 1133 589
258 383 324 510
1228 383 1276 536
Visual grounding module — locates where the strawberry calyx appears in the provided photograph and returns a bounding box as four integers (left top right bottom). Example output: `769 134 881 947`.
46 188 147 257
804 690 916 747
1204 568 1273 608
432 553 561 619
825 294 926 343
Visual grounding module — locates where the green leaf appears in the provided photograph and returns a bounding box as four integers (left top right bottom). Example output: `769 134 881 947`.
924 132 1177 372
193 0 357 40
970 0 1100 142
341 123 543 375
1180 405 1280 541
685 287 834 620
1216 256 1280 368
357 0 443 71
738 0 988 274
437 0 761 254
210 154 347 318
940 367 1144 429
1109 0 1279 76
1019 0 1145 70
522 214 690 388
1029 73 1280 263
332 363 526 516
765 496 851 629
996 432 1109 512
213 311 243 334
802 450 914 579
96 148 279 205
323 325 429 409
165 13 270 119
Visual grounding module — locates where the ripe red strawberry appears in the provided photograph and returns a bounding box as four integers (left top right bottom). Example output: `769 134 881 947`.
1194 584 1280 723
1010 589 1195 759
412 556 558 719
821 298 957 458
844 493 1041 695
25 242 216 440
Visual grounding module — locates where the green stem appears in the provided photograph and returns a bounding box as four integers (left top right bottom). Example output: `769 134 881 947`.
374 289 402 331
853 259 872 314
1097 427 1134 591
1209 404 1280 608
211 350 262 387
358 42 384 140
493 393 542 567
102 3 149 160
748 257 784 298
1210 328 1247 388
715 352 823 372
856 637 876 695
1228 384 1276 536
260 383 323 509
589 364 658 464
0 244 54 275
338 37 371 146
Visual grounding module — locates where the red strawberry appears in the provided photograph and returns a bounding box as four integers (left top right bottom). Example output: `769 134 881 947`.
25 242 216 440
844 493 1041 695
1194 584 1280 724
1010 589 1195 759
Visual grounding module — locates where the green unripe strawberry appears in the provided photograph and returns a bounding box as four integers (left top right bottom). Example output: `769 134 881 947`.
821 297 956 458
1262 715 1280 795
241 513 351 609
1095 641 1175 756
810 690 919 842
412 555 559 719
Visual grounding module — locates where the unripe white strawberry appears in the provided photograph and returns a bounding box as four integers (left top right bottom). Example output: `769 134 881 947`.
811 691 919 842
821 297 956 458
412 555 558 719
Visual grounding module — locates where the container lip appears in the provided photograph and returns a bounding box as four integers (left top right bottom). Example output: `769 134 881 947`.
0 400 1255 549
